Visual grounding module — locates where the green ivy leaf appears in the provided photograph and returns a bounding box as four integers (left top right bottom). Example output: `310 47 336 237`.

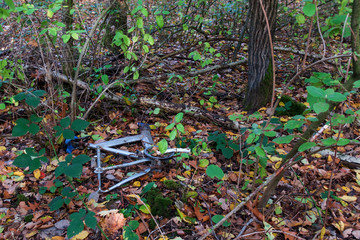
60 117 71 128
176 123 185 134
175 112 183 123
71 119 89 131
337 138 350 146
49 196 64 211
221 147 233 159
259 157 267 168
327 92 347 102
28 123 40 135
264 131 277 137
158 139 168 154
153 108 160 114
255 146 266 157
313 102 329 114
296 13 305 24
321 138 336 146
273 135 296 144
85 211 97 230
299 142 316 152
136 17 144 28
73 155 91 164
206 164 224 179
12 124 28 136
303 3 316 17
169 129 177 141
67 218 84 238
25 96 40 108
156 15 164 28
63 129 75 139
199 159 209 168
128 220 139 230
5 0 15 10
353 80 360 88
284 120 305 130
307 86 325 98
211 215 230 227
29 157 41 172
66 163 83 178
165 122 175 130
13 154 31 168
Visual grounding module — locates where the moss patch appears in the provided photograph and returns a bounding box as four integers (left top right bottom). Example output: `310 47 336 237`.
145 189 173 218
163 180 182 190
275 95 306 116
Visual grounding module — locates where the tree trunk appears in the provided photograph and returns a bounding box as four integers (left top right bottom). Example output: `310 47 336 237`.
103 0 128 55
244 0 278 112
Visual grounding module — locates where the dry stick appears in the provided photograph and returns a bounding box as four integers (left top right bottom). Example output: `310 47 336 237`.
301 8 314 68
70 5 112 121
197 168 283 240
315 0 327 59
259 0 276 110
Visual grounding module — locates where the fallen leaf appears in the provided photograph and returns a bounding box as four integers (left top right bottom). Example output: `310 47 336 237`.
34 169 41 179
72 230 89 240
338 195 357 202
100 212 126 234
133 181 141 187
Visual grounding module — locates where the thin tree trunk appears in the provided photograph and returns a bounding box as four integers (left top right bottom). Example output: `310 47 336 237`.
244 0 277 112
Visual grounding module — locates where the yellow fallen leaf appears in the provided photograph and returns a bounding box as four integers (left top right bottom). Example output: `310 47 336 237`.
25 230 37 238
332 221 345 232
103 155 113 163
33 169 41 179
274 161 282 169
269 156 282 162
320 226 326 239
280 117 288 122
13 171 24 176
72 230 89 240
139 204 151 214
133 181 141 187
339 195 357 202
279 102 285 107
176 208 192 224
186 125 196 133
352 185 360 192
160 177 167 181
51 236 65 240
225 131 238 136
0 146 6 152
311 153 322 158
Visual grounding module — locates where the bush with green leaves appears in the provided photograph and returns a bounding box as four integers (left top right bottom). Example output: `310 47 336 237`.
10 89 97 238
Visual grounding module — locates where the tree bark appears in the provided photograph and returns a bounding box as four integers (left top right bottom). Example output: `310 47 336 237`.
244 0 278 112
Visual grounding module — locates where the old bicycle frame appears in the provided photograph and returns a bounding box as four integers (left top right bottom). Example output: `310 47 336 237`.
88 123 190 193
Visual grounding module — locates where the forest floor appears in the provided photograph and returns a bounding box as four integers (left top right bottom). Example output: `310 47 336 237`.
1 1 360 240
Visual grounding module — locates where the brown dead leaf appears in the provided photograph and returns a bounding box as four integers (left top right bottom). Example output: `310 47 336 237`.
194 203 209 222
100 212 126 234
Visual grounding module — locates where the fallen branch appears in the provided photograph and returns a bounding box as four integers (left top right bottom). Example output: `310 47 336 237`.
43 70 244 130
